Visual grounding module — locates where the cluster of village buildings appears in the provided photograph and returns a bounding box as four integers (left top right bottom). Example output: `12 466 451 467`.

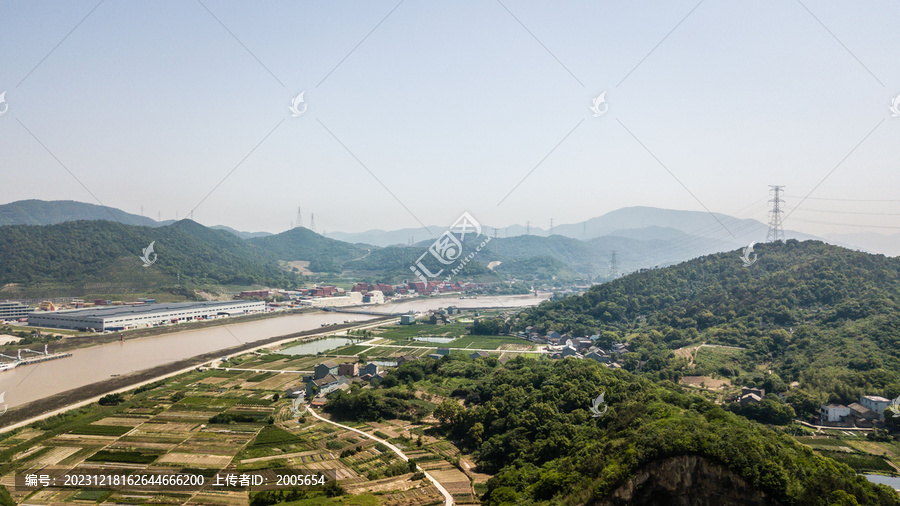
517 328 631 369
819 395 893 426
285 348 520 407
725 386 894 428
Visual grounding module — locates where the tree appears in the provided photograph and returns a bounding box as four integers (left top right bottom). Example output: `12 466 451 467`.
434 399 463 429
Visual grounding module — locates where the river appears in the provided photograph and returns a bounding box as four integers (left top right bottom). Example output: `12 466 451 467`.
0 294 548 410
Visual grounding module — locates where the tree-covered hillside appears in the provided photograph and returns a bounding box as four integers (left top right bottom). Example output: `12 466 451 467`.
248 227 368 272
0 219 300 288
517 240 900 416
380 355 899 505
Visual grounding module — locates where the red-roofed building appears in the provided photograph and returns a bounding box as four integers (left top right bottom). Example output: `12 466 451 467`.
351 283 372 293
374 283 394 295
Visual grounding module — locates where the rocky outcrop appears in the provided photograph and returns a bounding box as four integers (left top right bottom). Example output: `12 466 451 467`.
596 455 780 506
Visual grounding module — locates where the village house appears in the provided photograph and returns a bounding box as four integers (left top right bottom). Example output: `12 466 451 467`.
848 403 878 426
860 395 891 420
396 354 418 366
820 404 852 423
307 374 340 397
338 362 359 377
314 361 339 380
561 347 580 358
585 351 610 363
573 338 592 351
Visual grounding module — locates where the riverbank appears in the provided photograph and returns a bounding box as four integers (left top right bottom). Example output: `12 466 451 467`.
20 306 319 354
0 316 394 432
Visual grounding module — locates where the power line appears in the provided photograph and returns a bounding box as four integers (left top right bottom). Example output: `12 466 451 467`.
786 217 900 230
785 195 900 203
790 208 900 217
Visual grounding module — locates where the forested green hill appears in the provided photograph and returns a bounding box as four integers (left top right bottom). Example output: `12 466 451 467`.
0 220 300 288
248 227 368 273
370 356 899 505
516 240 900 417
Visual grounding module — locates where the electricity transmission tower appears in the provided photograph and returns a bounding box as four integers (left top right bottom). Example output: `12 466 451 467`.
609 251 619 280
295 207 303 229
309 213 316 233
766 186 785 242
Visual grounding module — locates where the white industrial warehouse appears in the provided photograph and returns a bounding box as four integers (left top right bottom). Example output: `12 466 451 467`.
27 300 265 331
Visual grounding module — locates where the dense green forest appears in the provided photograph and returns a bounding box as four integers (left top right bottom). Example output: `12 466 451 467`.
516 240 900 417
367 355 899 505
0 220 300 288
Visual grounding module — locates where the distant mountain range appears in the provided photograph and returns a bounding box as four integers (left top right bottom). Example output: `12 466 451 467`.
0 200 895 293
0 200 271 240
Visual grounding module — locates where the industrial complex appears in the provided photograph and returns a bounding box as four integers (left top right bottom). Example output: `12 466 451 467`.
26 300 265 331
0 301 35 321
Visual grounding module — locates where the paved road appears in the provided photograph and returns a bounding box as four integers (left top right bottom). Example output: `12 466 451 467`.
218 367 313 374
305 406 454 506
360 339 547 354
795 420 874 431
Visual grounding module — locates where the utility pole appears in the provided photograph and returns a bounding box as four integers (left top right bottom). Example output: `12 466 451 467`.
609 251 619 280
766 185 785 242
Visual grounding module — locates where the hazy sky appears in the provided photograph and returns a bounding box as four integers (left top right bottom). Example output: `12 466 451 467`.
2 1 899 238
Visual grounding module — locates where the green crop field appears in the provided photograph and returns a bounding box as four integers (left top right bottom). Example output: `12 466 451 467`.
68 425 132 437
331 344 371 355
820 451 895 473
443 335 530 350
86 450 161 464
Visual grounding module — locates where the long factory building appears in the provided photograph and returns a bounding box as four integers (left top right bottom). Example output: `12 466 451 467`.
27 300 265 332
